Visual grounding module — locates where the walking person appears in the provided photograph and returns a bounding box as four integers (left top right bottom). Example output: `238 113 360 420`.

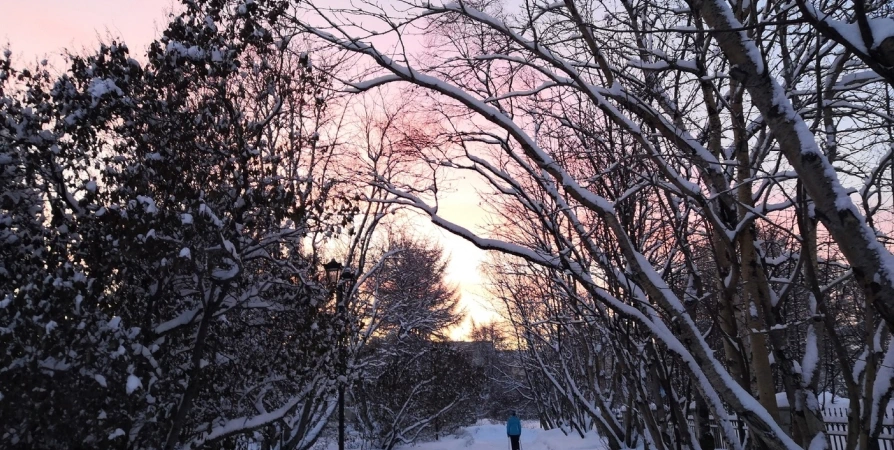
506 410 522 450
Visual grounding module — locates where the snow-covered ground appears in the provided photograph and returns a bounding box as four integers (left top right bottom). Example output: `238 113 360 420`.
314 420 606 450
393 421 606 450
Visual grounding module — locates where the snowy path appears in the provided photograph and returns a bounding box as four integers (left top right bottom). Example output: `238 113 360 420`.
397 421 606 450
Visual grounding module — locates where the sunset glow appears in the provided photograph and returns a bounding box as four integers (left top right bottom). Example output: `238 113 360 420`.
1 1 499 340
6 0 894 448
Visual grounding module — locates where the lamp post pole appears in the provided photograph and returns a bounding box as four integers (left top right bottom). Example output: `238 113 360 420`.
324 259 350 450
336 284 345 450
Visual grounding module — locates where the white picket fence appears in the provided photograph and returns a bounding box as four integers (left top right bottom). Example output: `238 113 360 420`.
687 407 894 450
823 407 894 450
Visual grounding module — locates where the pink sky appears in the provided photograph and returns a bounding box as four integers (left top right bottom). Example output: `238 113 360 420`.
1 1 173 61
1 0 497 338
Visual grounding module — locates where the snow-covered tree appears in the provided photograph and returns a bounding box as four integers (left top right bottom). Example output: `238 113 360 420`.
292 0 894 449
0 1 375 448
351 236 474 448
467 320 536 422
365 235 462 340
354 338 484 450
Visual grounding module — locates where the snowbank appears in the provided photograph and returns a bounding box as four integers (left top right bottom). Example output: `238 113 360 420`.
774 391 851 409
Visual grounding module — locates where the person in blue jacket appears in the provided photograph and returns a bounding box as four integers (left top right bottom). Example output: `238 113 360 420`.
506 410 522 450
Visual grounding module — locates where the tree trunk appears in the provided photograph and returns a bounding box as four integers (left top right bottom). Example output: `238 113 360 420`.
696 0 894 335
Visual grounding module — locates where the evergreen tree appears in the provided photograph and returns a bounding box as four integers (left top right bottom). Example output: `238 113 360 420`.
353 236 478 448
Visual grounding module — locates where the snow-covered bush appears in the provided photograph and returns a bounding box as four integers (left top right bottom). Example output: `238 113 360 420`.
0 1 361 448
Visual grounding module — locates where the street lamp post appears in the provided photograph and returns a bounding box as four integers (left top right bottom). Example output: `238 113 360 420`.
323 259 351 450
